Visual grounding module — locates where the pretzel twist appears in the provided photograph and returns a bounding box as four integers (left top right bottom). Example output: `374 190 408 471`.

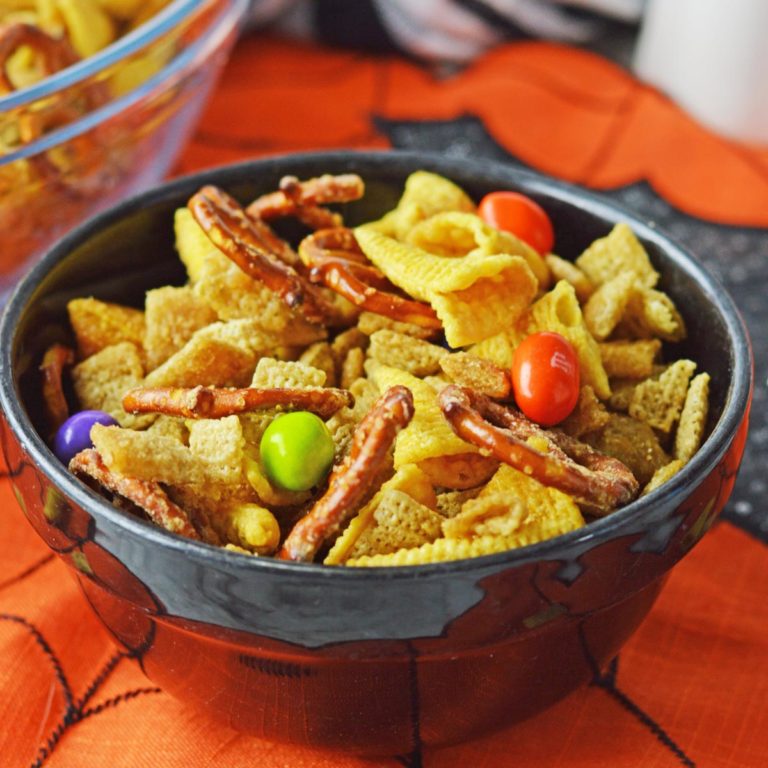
123 385 354 421
300 228 442 330
189 186 336 324
439 385 638 515
0 23 79 93
279 385 415 562
246 173 364 225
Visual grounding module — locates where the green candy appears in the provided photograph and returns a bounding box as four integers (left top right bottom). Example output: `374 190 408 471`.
260 411 335 492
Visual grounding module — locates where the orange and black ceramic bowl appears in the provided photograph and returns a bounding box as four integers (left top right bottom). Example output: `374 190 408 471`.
0 151 753 755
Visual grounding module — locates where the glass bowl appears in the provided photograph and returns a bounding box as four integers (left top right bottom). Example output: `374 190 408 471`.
0 0 248 301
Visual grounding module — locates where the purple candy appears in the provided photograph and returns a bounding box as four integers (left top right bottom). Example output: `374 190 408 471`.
54 410 118 465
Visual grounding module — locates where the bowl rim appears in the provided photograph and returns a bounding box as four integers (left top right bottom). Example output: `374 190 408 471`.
0 0 236 112
0 0 248 166
0 149 754 580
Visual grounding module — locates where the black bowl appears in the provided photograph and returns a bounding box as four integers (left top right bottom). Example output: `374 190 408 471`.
0 151 753 755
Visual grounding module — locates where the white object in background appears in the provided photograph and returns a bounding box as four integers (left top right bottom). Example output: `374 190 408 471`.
633 0 768 145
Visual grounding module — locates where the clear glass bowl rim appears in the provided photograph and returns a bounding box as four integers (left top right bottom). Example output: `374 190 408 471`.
0 0 242 112
0 0 248 165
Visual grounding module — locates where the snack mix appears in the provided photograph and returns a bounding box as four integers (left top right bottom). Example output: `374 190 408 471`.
0 0 174 275
42 170 711 566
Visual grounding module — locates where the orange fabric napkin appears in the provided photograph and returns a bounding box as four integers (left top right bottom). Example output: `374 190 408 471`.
2 35 767 768
179 36 768 227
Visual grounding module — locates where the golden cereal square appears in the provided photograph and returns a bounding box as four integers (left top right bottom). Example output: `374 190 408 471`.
299 342 337 386
357 311 436 339
187 416 245 486
91 423 220 487
250 357 326 388
674 372 710 462
174 207 230 283
344 489 443 561
560 386 610 438
67 297 145 361
575 222 659 289
588 413 669 486
439 352 510 399
367 329 447 377
71 341 152 428
193 263 324 343
340 347 365 389
435 488 483 518
629 359 697 433
144 333 255 388
599 339 662 379
144 285 217 371
324 464 437 564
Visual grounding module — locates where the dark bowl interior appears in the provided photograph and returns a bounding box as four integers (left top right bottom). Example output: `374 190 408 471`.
0 151 753 755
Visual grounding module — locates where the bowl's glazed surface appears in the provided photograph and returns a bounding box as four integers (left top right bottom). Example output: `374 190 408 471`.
0 151 752 754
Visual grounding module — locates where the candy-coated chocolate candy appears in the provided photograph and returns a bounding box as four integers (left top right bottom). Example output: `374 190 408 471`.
54 410 118 465
260 411 335 491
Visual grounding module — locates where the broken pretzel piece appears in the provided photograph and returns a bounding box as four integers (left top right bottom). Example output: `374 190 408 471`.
279 385 415 562
439 385 638 515
247 173 365 227
40 343 75 435
123 385 354 421
69 449 214 542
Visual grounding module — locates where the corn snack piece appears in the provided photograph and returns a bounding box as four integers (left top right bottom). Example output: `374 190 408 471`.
324 463 438 564
355 224 537 347
583 270 637 341
544 253 594 302
368 364 476 467
363 170 475 240
641 459 685 496
347 464 584 567
442 492 526 539
221 502 280 555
